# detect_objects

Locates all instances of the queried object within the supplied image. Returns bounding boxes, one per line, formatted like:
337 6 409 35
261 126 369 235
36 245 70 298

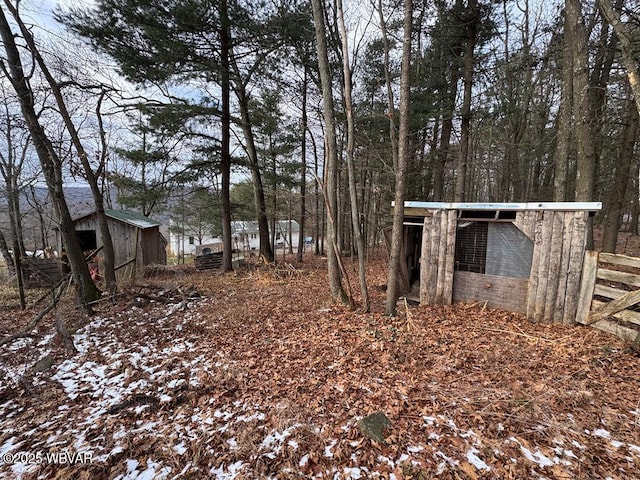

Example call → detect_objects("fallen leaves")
0 255 639 479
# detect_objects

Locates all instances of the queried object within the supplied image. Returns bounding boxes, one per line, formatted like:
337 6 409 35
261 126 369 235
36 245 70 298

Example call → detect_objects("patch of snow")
0 437 22 456
209 461 244 479
422 416 437 426
114 458 171 480
591 429 611 439
235 412 265 423
343 467 362 478
466 447 491 471
519 446 554 467
571 440 586 450
324 439 338 458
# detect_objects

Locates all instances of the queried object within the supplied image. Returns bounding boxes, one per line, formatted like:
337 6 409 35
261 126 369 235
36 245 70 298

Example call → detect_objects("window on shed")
76 230 97 251
455 221 533 279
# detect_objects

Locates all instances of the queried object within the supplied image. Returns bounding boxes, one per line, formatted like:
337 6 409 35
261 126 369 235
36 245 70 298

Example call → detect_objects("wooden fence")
576 251 640 342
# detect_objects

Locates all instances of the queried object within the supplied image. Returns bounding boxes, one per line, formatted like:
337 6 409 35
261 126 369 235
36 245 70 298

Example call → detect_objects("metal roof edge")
400 201 602 211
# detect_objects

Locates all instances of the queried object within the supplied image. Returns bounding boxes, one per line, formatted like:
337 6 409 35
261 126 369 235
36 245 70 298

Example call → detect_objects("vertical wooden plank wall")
562 211 588 324
526 210 588 324
420 209 457 305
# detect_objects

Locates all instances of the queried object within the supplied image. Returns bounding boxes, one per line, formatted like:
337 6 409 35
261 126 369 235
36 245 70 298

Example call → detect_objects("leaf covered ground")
0 255 639 479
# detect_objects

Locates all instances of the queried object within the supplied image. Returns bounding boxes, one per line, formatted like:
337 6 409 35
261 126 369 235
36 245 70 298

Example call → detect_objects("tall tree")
337 0 369 311
0 4 100 305
311 0 348 304
385 0 413 316
219 0 232 271
602 98 639 252
454 0 480 202
598 0 640 116
4 1 117 293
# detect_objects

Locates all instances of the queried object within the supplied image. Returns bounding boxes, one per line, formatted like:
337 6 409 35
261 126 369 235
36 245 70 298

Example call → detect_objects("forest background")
0 0 638 311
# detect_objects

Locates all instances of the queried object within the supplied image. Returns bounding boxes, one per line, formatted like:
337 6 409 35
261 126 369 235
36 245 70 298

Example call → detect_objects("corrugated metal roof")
105 209 161 228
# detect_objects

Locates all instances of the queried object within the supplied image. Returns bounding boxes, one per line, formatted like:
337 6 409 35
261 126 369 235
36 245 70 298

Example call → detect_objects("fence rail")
576 251 640 341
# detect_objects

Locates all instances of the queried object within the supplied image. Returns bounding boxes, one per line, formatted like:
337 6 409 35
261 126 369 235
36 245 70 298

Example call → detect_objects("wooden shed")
70 209 167 280
401 202 601 324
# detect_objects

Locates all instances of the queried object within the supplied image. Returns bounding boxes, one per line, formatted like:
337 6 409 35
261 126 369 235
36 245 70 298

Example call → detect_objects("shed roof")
403 201 602 212
74 209 161 229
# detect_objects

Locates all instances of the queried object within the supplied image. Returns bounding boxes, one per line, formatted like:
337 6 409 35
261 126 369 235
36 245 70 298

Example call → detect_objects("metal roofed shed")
69 209 167 280
400 202 602 324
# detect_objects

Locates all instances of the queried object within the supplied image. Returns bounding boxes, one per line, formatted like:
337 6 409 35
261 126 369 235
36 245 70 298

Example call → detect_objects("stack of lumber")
194 252 223 271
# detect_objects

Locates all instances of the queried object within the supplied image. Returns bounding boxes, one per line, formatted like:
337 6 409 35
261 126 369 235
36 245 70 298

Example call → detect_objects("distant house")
168 219 301 257
69 209 167 279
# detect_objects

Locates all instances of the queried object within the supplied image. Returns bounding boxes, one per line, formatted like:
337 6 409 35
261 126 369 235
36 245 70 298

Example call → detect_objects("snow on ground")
1 284 639 479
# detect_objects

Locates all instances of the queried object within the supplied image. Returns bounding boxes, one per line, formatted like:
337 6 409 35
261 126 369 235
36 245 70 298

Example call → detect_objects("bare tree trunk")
377 0 399 173
454 0 478 203
337 0 370 312
220 0 233 272
385 0 413 316
297 68 308 263
0 229 13 275
598 0 640 117
553 9 574 201
603 99 638 252
311 0 348 304
0 6 100 306
567 0 595 248
231 63 274 263
5 1 115 294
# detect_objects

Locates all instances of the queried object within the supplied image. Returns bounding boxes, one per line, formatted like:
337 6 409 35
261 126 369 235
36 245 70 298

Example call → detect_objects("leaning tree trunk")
231 64 274 263
0 229 14 275
598 0 640 117
385 0 413 316
311 0 348 304
337 0 369 311
0 7 100 306
6 1 116 294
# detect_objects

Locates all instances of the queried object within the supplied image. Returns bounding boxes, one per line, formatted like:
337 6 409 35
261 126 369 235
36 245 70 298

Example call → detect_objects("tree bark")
297 67 308 263
231 61 274 263
567 0 595 248
454 0 478 203
337 0 370 312
602 99 639 252
4 1 116 294
220 0 233 272
311 0 348 304
377 0 399 173
598 0 640 117
0 5 100 306
553 7 574 201
0 229 14 275
385 0 413 316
